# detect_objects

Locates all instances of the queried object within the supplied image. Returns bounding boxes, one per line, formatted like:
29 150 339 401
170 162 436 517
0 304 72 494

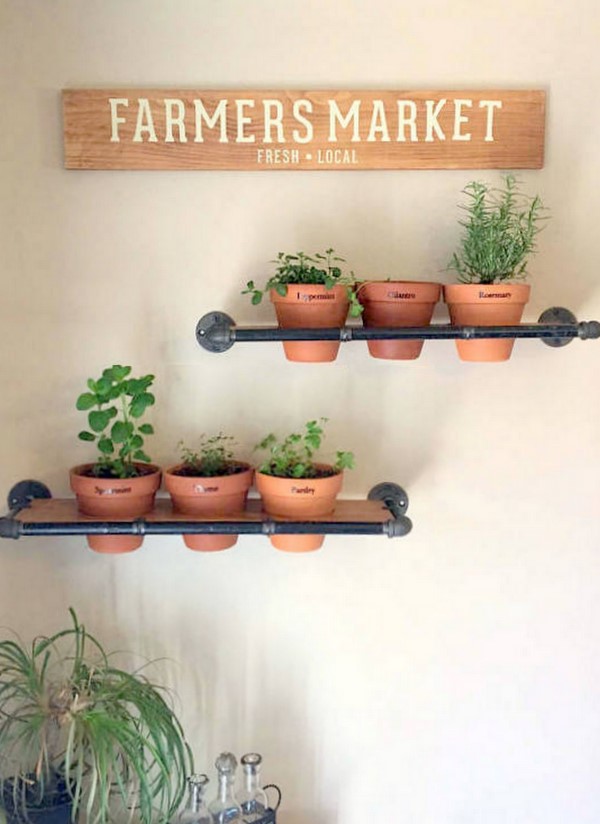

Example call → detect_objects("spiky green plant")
0 609 192 824
448 174 548 284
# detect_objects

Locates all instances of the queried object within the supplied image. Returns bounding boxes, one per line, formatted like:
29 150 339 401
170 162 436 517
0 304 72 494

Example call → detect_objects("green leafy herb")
255 418 355 478
242 248 363 317
76 365 155 479
0 608 192 824
178 433 242 476
448 174 548 284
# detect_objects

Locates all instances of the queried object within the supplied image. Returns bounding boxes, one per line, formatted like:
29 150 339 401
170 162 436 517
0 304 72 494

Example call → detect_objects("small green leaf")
76 393 96 411
133 450 151 463
130 435 143 450
138 423 154 435
88 409 111 433
275 283 287 297
111 420 130 444
111 365 131 381
78 431 95 442
98 437 114 454
95 377 112 396
251 292 262 305
129 392 154 418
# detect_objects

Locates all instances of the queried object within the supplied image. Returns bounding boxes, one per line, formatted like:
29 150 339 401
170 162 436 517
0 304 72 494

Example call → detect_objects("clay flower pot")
270 284 349 362
70 463 161 554
359 280 442 359
443 283 531 362
255 465 343 552
164 463 254 551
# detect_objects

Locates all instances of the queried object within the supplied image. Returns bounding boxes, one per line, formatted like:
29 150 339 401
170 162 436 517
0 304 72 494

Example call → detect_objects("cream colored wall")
1 0 600 821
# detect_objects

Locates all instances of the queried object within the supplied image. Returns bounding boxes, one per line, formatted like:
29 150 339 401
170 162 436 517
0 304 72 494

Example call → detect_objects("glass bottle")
175 774 211 824
208 752 243 824
239 753 269 823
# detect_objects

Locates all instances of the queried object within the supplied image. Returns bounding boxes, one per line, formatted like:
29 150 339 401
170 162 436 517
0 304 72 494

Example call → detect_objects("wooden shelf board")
16 497 392 525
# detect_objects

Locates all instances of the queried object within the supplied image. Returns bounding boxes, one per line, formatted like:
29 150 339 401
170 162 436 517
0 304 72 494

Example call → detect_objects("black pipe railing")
195 308 600 353
0 482 412 541
1 518 411 539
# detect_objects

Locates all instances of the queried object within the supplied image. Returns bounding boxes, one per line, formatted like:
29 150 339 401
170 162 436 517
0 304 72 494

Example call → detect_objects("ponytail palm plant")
0 609 192 823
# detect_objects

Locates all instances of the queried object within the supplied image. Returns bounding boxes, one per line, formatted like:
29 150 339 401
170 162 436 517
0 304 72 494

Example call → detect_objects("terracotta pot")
255 465 343 552
70 463 161 554
270 284 349 362
358 280 442 359
164 463 253 551
443 283 531 362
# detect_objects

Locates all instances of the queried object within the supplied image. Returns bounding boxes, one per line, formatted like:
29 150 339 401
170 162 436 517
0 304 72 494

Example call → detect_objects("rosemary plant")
448 174 547 284
0 609 192 824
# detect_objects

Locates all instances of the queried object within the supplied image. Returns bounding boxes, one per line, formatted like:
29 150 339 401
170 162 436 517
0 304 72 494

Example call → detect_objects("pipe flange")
538 307 577 348
7 480 52 512
195 312 235 353
368 482 409 516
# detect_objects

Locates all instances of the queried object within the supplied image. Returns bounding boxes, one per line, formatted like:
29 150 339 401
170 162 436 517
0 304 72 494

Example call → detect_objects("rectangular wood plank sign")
63 89 545 171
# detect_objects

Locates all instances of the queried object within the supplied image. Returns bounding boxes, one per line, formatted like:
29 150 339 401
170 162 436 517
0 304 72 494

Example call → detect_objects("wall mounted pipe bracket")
0 481 412 542
195 307 600 352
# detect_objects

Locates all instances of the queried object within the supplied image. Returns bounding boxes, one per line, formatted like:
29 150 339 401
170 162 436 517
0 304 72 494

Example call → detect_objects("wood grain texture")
17 497 392 524
63 89 545 170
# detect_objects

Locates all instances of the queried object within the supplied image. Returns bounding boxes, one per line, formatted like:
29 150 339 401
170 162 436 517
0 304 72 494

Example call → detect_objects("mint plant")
242 248 363 317
255 418 355 479
76 365 155 478
449 174 548 284
177 433 245 476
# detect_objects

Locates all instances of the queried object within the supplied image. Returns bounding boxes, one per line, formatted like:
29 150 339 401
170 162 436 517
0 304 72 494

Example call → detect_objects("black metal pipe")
11 520 396 538
229 322 596 343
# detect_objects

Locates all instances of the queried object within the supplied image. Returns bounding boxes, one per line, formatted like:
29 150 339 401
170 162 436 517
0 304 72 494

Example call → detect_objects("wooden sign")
63 89 545 171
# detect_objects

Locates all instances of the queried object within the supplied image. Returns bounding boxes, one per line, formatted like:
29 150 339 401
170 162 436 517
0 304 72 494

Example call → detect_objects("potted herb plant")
71 364 161 553
242 249 362 363
357 279 442 360
445 174 547 361
254 419 354 552
164 434 253 552
0 608 192 824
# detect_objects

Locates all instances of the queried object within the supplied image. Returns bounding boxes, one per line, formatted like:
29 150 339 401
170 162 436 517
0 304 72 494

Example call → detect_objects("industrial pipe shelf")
0 481 412 541
196 307 600 353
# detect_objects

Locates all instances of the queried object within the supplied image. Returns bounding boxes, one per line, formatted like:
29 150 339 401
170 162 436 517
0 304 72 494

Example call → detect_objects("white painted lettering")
164 98 187 143
132 98 157 143
479 99 502 141
328 100 361 142
236 99 256 143
367 100 391 142
425 98 447 142
292 99 313 143
396 101 418 142
109 98 128 143
453 98 472 141
263 99 285 143
194 99 228 143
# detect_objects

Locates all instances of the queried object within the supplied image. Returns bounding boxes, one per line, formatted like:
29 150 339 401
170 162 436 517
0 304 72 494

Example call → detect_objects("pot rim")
70 462 161 480
164 461 253 480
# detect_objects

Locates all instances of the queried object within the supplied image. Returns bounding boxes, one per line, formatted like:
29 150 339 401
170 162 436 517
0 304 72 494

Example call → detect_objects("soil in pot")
164 463 253 551
69 463 161 553
443 283 531 362
255 465 343 552
359 280 442 359
270 284 349 362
